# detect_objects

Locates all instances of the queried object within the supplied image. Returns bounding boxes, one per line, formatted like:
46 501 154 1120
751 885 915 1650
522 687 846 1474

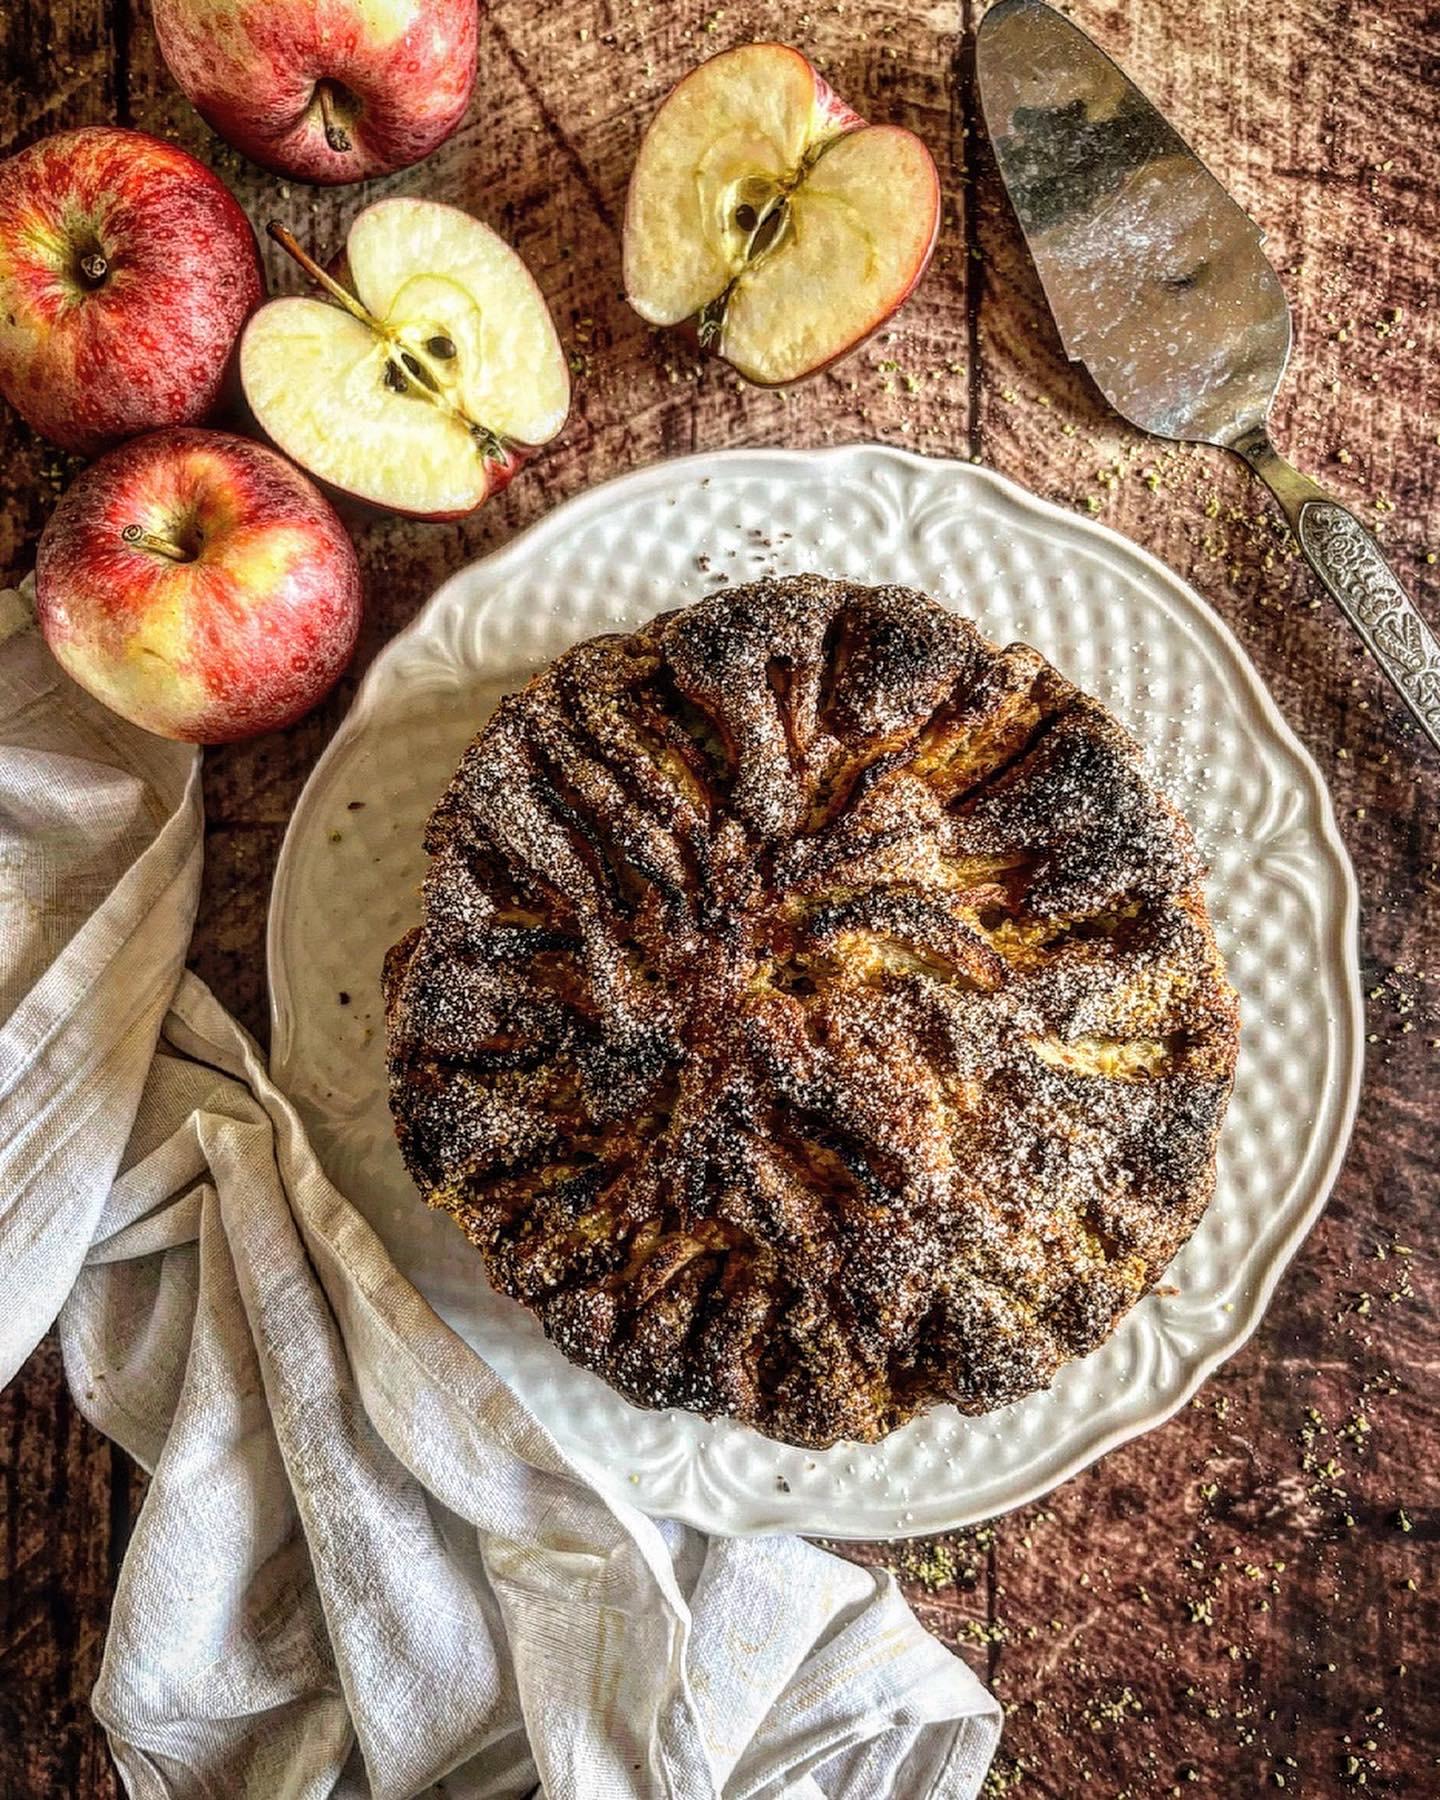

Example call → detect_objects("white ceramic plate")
269 446 1361 1539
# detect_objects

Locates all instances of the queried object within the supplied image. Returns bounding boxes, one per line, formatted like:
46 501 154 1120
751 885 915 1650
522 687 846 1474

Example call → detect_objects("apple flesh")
35 428 362 743
623 43 941 386
0 127 263 455
240 199 570 519
152 0 478 185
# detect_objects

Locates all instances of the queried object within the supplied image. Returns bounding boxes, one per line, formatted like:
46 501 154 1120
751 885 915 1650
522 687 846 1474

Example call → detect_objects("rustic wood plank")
0 1335 142 1799
2 0 1437 1794
1 12 144 1793
927 2 1440 1791
0 1 120 152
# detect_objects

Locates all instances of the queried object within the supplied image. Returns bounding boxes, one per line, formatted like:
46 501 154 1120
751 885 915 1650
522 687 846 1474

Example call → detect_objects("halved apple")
241 198 569 519
623 43 941 386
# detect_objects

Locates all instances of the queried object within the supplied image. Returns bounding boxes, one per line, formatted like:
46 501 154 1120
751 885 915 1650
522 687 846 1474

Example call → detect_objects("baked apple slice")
623 42 941 385
241 198 569 519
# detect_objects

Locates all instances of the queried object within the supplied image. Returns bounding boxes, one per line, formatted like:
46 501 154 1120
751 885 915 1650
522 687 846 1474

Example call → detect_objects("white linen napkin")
0 585 1000 1800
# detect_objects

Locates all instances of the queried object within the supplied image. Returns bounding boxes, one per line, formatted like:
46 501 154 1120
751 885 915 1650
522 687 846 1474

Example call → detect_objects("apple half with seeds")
623 42 941 386
241 198 569 519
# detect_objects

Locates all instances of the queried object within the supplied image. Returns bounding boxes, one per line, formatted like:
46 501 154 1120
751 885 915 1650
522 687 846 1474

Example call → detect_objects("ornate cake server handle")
1235 427 1440 754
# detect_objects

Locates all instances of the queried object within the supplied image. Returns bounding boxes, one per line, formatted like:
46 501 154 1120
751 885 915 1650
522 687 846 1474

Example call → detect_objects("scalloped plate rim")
267 444 1363 1539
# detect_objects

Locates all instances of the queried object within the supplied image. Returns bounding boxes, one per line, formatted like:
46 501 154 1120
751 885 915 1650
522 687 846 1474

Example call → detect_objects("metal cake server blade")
976 0 1440 753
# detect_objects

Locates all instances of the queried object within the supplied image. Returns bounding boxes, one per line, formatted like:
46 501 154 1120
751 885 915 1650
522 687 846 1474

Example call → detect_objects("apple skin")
0 128 264 456
152 0 479 185
806 62 866 137
35 428 362 744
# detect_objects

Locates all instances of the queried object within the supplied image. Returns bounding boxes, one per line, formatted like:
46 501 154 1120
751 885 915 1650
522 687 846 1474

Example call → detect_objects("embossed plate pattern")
269 447 1361 1539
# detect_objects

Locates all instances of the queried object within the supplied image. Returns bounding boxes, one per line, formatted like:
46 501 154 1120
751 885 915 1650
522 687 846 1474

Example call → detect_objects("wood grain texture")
2 0 1437 1795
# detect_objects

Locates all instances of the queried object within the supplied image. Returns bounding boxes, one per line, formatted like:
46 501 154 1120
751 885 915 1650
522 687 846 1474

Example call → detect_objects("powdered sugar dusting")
384 574 1239 1450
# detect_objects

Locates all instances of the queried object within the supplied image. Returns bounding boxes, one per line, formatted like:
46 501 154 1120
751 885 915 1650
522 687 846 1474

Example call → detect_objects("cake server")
976 0 1440 753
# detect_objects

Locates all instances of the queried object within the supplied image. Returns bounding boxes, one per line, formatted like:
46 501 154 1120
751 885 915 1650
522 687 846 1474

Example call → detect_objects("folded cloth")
0 588 1001 1800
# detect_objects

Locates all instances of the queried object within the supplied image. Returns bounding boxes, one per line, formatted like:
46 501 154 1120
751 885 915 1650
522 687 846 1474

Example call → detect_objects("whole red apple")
152 0 479 185
0 127 264 455
36 428 362 743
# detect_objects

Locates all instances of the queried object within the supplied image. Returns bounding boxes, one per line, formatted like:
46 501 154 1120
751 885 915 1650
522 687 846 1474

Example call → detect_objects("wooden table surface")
2 1 1437 1794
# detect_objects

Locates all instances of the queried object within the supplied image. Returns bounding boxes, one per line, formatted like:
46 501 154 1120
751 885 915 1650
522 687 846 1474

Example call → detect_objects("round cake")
383 574 1240 1449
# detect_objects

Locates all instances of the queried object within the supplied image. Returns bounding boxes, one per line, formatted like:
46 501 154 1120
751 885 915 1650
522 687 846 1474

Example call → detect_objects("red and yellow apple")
35 428 362 743
0 127 263 455
240 198 570 518
152 0 478 185
623 42 941 385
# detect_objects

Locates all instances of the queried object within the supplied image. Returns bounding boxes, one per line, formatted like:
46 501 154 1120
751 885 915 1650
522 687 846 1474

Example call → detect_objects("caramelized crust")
384 576 1240 1448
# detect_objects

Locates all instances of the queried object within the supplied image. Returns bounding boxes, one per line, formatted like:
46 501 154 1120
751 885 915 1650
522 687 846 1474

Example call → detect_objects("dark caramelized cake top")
384 575 1239 1449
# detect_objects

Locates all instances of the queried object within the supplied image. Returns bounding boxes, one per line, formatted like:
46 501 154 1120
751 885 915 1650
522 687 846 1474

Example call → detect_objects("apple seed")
747 202 789 259
425 336 457 359
700 188 797 346
399 350 440 394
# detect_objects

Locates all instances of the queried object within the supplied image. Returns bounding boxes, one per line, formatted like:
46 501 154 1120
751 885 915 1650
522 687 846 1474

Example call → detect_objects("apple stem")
122 524 190 563
316 83 352 155
266 222 379 330
78 252 108 286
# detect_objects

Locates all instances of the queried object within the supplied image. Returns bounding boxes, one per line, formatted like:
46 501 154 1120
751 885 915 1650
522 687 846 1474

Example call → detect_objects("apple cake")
383 574 1239 1449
